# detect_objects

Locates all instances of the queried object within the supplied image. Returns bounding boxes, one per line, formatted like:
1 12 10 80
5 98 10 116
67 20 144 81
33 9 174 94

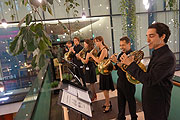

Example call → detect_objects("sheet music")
77 89 91 103
61 90 92 117
67 85 78 96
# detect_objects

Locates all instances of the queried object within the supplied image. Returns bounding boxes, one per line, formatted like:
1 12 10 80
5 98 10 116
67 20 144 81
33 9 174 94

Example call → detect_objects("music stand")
63 58 86 88
58 83 92 119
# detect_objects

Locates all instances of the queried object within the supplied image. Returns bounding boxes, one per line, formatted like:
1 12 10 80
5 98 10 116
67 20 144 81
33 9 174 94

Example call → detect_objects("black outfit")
72 44 86 87
84 50 97 83
127 45 176 120
98 48 115 91
115 50 137 120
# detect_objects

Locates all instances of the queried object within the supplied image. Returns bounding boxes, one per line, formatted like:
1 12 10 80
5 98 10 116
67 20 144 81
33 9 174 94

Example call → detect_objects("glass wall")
0 0 180 91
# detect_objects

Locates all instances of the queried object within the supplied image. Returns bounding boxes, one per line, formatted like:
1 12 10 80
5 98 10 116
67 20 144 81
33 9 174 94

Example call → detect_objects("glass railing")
14 61 62 120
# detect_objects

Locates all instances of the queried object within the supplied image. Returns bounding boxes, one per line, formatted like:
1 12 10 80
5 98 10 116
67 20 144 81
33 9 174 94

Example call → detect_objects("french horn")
77 48 87 60
64 46 74 61
97 59 114 75
121 50 146 84
97 44 149 84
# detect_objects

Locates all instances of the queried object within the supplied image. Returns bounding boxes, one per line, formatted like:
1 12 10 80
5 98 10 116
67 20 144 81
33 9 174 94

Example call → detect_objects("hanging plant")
4 0 79 69
165 0 178 28
119 0 137 49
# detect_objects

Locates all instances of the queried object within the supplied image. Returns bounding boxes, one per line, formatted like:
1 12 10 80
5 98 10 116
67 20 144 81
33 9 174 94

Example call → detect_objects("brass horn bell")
121 50 146 84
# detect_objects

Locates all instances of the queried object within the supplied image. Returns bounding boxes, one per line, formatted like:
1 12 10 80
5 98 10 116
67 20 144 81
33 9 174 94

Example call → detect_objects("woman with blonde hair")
88 36 115 113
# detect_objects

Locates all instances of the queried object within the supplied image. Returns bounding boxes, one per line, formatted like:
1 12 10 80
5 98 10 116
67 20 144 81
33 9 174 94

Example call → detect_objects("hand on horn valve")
120 53 134 66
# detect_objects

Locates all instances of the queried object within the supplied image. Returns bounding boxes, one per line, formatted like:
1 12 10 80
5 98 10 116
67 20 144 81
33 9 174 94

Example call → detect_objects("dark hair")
148 22 171 43
84 39 94 51
66 40 72 44
120 36 130 43
73 37 80 42
94 36 109 50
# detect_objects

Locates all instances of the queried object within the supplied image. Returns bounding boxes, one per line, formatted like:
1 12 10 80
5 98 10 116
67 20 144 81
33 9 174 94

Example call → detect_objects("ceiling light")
1 19 8 28
38 0 42 3
82 11 86 20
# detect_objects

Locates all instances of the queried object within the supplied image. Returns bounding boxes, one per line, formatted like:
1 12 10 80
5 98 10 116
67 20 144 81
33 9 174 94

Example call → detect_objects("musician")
88 36 115 113
120 22 176 120
76 39 97 101
111 36 138 120
64 40 72 53
70 37 86 87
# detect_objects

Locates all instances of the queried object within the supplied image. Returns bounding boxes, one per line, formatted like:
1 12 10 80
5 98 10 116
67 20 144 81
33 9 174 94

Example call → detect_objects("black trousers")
117 88 137 120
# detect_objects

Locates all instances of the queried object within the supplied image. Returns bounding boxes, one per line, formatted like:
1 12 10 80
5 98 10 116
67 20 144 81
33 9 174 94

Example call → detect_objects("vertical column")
109 0 115 53
148 0 155 55
88 0 94 38
179 0 180 63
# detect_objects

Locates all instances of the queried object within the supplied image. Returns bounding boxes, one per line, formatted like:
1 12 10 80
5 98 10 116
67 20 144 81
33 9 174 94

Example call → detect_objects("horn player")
88 36 115 113
110 36 138 120
76 39 97 102
70 37 86 87
120 23 176 120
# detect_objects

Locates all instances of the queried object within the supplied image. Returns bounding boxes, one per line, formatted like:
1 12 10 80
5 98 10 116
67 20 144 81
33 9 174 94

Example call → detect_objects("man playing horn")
120 22 176 120
111 36 138 120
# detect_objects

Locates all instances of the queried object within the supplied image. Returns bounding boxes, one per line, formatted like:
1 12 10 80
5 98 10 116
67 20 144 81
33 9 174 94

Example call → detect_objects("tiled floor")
95 90 144 120
64 77 144 120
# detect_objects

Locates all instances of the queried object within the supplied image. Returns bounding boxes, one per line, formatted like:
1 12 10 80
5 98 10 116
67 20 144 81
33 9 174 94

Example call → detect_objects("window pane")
90 0 110 16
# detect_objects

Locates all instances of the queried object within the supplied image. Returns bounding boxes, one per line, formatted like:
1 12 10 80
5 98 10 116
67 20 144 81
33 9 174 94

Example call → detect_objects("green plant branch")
5 0 80 69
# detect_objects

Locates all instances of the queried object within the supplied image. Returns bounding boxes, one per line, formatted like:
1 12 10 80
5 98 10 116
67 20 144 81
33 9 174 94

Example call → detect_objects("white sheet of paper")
77 89 91 103
67 85 77 96
61 90 92 117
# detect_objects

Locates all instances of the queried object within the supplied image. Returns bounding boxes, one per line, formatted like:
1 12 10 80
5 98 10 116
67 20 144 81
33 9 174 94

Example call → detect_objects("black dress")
84 50 97 83
98 48 115 91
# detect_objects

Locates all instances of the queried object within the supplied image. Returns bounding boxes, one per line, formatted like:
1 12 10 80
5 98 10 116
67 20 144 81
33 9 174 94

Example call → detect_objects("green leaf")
75 3 80 6
39 54 45 68
43 31 52 46
69 4 73 8
47 4 53 15
8 1 11 5
70 0 74 3
25 14 32 25
74 10 78 13
47 0 53 4
35 23 44 37
5 2 9 6
13 35 25 56
9 36 19 53
31 55 37 68
22 0 28 6
30 23 36 32
27 38 36 51
42 4 47 11
39 39 48 53
11 15 15 21
45 50 53 58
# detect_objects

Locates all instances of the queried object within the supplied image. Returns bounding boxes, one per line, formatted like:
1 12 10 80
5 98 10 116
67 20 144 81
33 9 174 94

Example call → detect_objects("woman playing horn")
76 39 97 101
88 36 115 113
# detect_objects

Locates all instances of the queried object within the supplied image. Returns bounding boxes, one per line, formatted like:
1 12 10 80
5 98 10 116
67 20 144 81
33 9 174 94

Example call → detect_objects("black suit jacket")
126 44 176 120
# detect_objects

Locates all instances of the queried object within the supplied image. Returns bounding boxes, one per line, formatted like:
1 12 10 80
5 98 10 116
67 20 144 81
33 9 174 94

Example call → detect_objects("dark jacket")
126 45 176 120
115 50 135 93
72 44 83 67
